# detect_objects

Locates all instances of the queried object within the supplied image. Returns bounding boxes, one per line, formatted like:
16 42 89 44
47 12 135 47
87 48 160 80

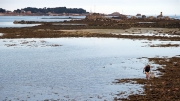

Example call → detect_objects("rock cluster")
13 20 39 24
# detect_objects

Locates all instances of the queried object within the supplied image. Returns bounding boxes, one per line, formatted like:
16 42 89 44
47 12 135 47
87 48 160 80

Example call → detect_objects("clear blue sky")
0 0 180 15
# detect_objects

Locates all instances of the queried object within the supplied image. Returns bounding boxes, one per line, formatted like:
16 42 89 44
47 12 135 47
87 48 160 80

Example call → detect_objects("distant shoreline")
0 13 88 16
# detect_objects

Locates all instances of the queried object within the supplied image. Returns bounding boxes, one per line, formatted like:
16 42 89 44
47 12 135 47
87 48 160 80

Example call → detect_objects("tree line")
0 8 6 13
10 7 87 14
0 7 87 14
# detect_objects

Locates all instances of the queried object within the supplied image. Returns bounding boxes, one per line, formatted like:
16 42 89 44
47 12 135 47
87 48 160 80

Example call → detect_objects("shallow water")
0 22 41 28
120 32 180 37
0 16 85 28
0 38 180 101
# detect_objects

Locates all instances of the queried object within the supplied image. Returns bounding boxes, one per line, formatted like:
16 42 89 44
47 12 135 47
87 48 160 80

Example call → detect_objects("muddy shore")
0 18 180 100
0 26 180 41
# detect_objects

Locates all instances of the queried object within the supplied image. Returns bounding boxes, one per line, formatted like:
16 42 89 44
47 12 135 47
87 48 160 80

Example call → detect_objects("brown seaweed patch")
115 57 180 101
3 40 62 48
46 44 62 47
5 44 17 47
114 78 146 84
149 44 180 47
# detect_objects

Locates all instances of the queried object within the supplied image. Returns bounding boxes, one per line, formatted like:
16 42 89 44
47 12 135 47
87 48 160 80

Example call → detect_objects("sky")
0 0 180 15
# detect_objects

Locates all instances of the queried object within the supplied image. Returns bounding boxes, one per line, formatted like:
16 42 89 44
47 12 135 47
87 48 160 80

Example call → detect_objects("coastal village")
86 12 175 20
0 10 175 21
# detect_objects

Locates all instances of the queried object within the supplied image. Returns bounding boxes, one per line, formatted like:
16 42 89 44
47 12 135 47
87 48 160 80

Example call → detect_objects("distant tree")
13 7 87 14
0 8 6 13
22 7 39 13
14 9 21 13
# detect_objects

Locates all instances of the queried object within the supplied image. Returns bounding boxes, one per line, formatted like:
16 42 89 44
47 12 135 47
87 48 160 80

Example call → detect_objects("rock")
173 62 178 66
150 72 155 79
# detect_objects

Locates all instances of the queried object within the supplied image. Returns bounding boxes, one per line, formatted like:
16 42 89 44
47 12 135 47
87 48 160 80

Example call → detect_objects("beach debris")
149 72 155 79
173 62 178 66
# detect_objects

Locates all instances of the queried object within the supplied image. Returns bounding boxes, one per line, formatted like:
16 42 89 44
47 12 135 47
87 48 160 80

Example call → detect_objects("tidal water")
0 15 179 28
0 16 85 28
0 38 180 101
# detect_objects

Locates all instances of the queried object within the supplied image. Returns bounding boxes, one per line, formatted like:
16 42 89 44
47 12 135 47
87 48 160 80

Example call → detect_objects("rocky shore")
114 57 180 101
12 14 180 28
